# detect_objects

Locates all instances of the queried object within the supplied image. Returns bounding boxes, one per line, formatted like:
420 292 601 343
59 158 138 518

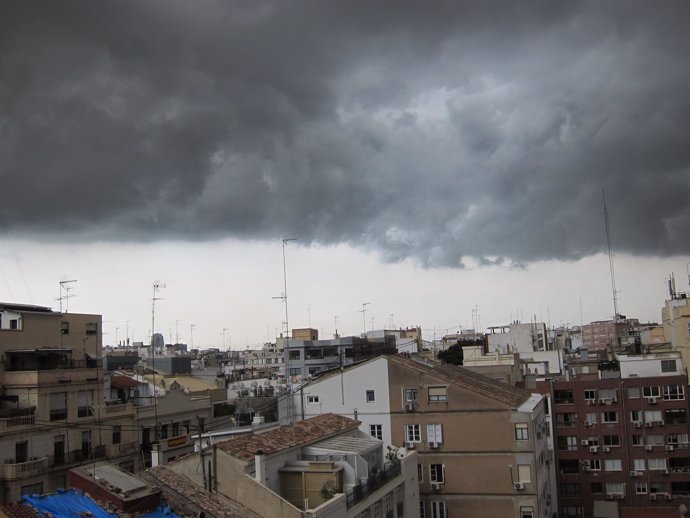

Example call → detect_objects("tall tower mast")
603 191 619 321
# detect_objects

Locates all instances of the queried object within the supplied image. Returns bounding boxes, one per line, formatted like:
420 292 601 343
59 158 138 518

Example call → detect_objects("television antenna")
58 279 77 313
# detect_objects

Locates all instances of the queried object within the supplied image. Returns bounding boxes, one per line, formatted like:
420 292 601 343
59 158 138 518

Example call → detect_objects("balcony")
0 414 36 433
345 463 402 509
105 440 138 458
104 402 134 416
1 457 50 480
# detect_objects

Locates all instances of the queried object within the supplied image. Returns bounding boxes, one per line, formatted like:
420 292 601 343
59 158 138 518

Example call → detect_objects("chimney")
255 451 266 484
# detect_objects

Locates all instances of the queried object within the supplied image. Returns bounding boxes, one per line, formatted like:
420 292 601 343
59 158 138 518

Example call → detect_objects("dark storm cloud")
1 0 689 265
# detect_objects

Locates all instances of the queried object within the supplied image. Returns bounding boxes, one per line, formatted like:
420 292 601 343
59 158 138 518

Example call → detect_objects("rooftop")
217 413 360 461
389 354 534 408
144 467 260 518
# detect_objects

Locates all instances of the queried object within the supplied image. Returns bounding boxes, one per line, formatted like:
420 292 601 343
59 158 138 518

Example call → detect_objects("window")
517 464 532 483
588 459 601 471
646 435 664 446
584 389 596 402
603 435 621 447
667 433 688 445
160 424 168 439
591 482 603 494
557 436 578 451
601 411 618 423
665 408 687 424
418 463 424 483
562 506 583 517
515 423 529 440
308 367 321 375
366 390 375 402
112 425 121 445
427 424 443 444
405 388 419 402
405 424 421 443
556 413 577 427
289 350 300 360
632 434 643 446
559 460 580 474
604 459 622 471
307 395 320 404
635 482 648 494
85 322 98 335
661 359 677 372
428 387 447 402
606 482 624 495
560 483 580 497
49 392 67 421
60 321 69 335
628 387 640 399
634 459 646 471
650 482 668 494
645 410 663 423
643 386 661 398
585 412 597 424
649 458 667 470
631 410 642 423
289 368 301 376
419 502 426 518
431 501 446 518
370 424 382 440
586 436 599 446
554 389 574 404
664 385 685 400
520 507 534 518
429 464 444 483
172 422 179 437
20 483 43 497
599 388 616 400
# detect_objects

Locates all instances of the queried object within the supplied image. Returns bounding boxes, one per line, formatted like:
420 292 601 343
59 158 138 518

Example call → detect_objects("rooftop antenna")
280 237 296 423
334 315 339 339
190 323 196 349
58 279 77 313
603 191 619 321
151 280 164 444
360 302 371 334
306 304 312 328
222 327 230 350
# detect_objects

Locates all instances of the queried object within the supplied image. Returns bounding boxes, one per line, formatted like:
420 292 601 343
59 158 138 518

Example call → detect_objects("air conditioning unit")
582 465 591 472
630 470 639 477
405 442 415 449
584 421 592 427
602 446 610 453
666 445 674 451
657 420 665 426
612 397 618 403
649 493 658 501
581 439 590 446
645 422 653 428
586 399 595 405
633 421 642 428
590 446 598 453
431 482 442 491
598 398 606 404
665 493 672 501
662 468 670 475
429 441 439 449
645 445 653 451
405 403 415 412
648 397 658 404
514 482 525 490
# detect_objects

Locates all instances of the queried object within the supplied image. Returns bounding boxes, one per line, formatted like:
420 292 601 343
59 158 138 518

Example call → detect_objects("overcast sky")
1 1 689 347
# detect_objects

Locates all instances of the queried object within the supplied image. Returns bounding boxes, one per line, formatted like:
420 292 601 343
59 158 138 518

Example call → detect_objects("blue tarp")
22 489 180 518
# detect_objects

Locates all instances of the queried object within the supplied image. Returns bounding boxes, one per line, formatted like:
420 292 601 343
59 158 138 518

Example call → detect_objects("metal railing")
345 463 401 509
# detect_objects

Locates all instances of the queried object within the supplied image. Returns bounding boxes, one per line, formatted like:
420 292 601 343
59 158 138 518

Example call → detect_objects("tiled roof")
111 373 141 389
143 467 260 518
388 355 533 408
0 503 40 518
217 413 361 461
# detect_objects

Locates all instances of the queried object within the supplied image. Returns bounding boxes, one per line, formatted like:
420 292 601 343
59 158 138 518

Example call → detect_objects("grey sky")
2 1 689 269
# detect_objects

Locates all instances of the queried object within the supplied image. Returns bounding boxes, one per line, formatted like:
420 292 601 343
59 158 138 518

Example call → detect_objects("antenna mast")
603 191 619 321
58 279 77 313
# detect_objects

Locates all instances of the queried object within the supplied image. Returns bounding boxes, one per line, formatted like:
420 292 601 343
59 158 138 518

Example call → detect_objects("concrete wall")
290 357 392 446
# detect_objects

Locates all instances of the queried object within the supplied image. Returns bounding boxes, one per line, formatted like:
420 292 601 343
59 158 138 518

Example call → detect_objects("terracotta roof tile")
0 503 40 518
217 413 360 460
143 467 260 518
388 355 533 408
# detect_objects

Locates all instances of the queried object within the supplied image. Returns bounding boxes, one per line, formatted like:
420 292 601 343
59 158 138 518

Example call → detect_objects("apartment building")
550 351 690 517
662 287 690 382
158 413 419 518
288 355 553 518
581 319 639 352
0 303 137 502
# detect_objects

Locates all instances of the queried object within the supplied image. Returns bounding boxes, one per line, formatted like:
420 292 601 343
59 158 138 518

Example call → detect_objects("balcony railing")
345 463 402 509
0 415 36 433
1 457 50 480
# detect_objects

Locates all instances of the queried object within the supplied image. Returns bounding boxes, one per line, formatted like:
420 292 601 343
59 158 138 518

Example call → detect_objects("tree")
438 343 464 365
